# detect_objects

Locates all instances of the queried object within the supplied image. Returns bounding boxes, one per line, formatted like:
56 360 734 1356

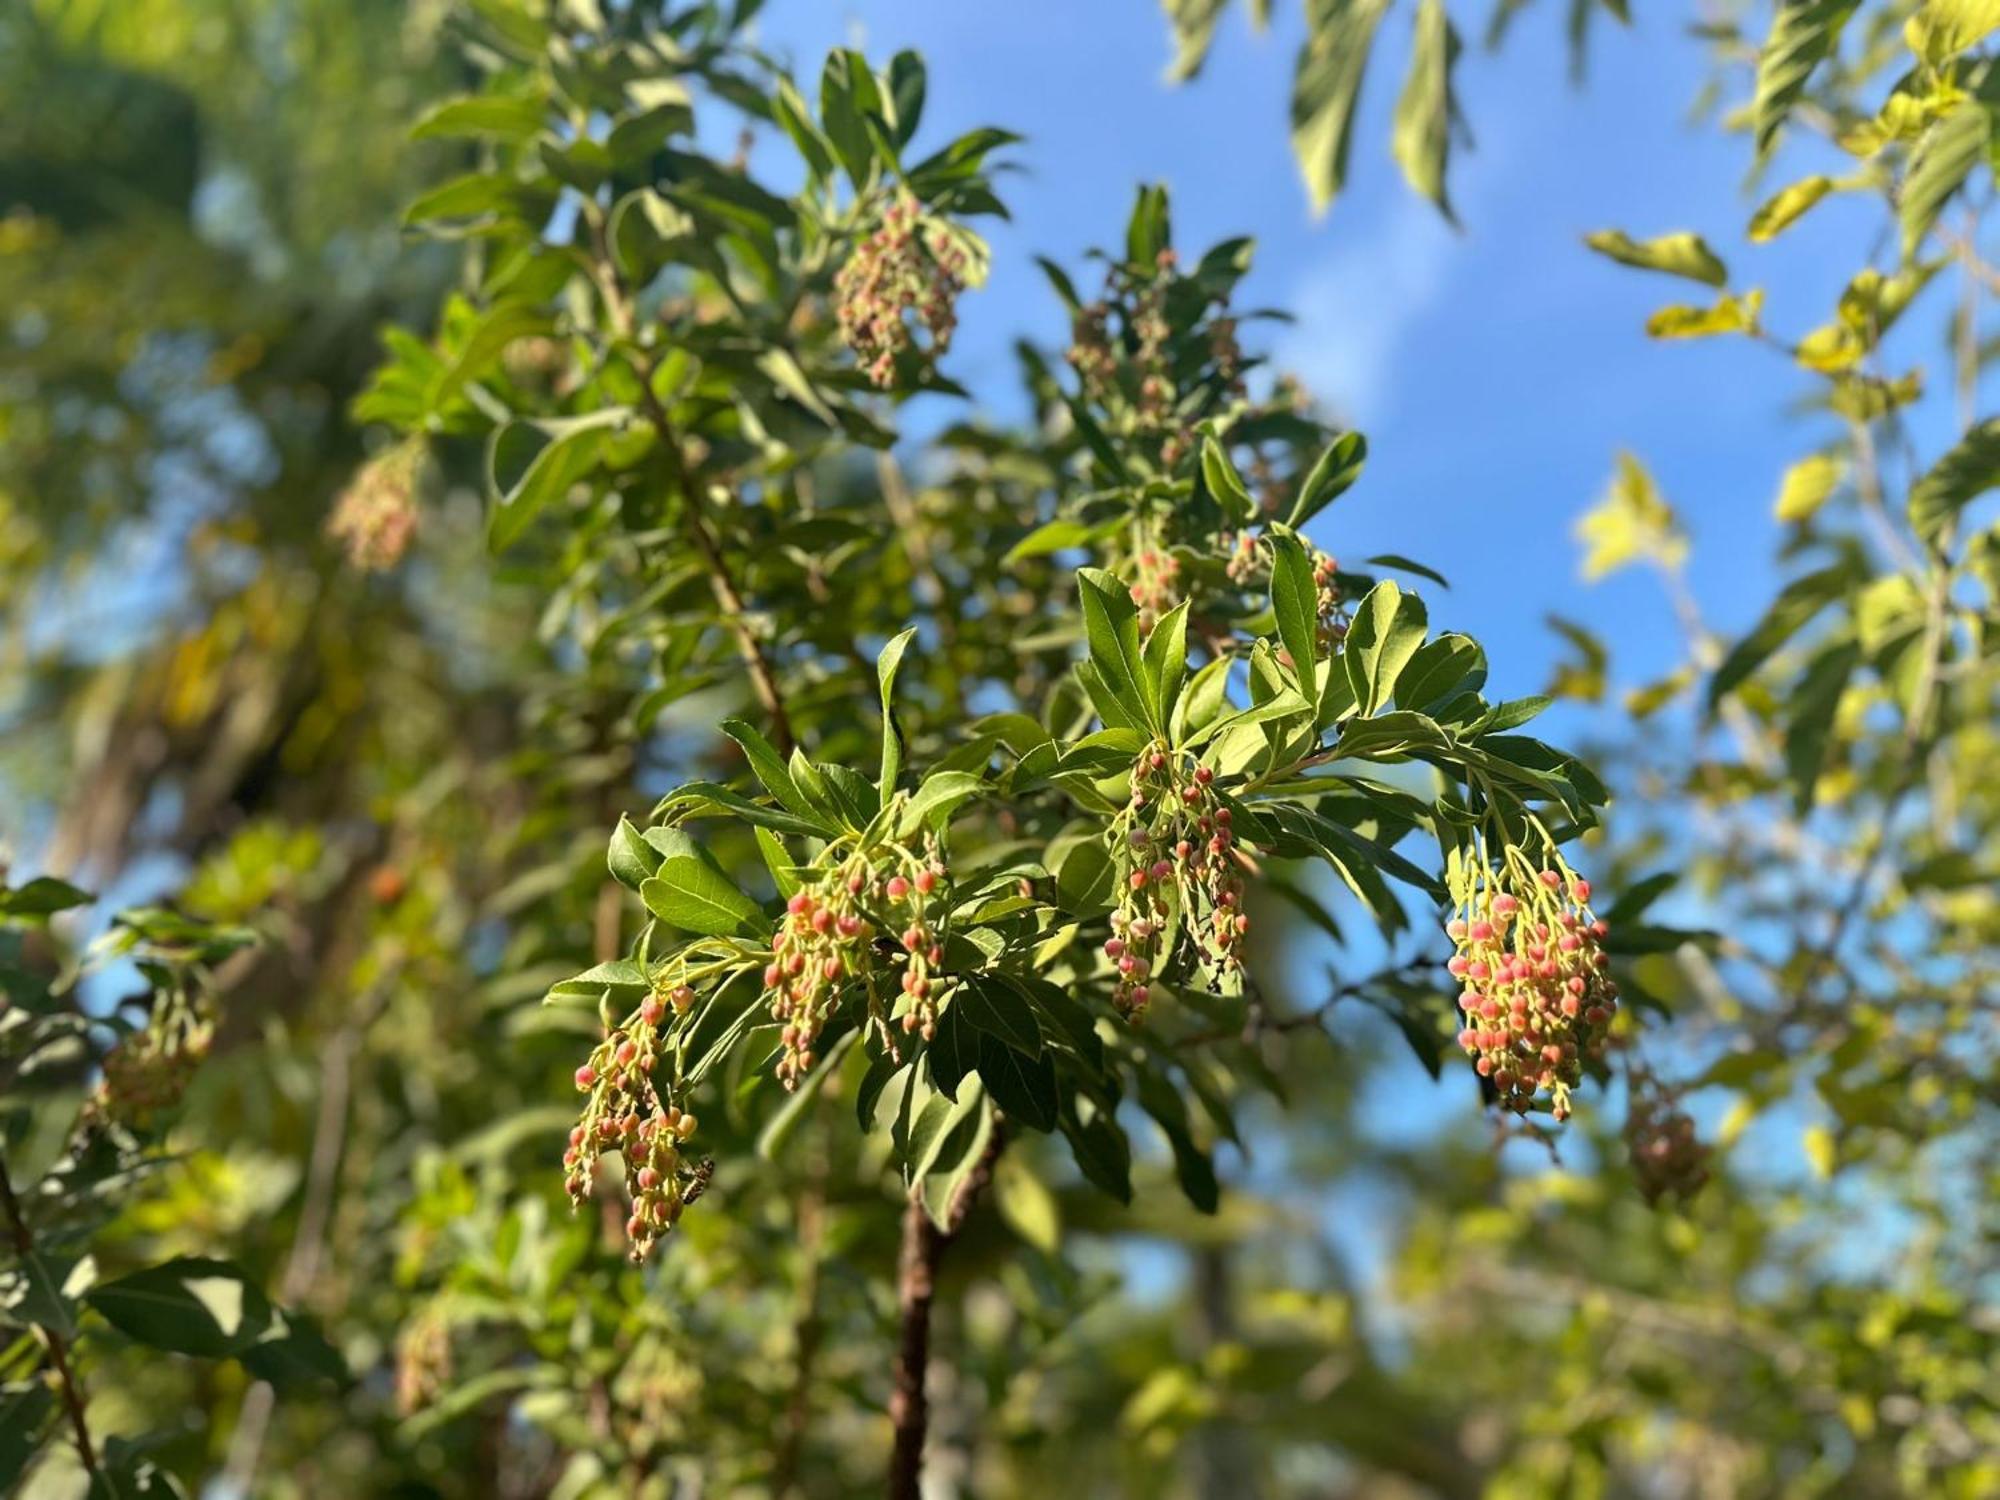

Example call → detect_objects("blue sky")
750 0 1881 708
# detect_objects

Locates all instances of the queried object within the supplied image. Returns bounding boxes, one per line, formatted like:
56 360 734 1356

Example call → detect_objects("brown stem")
886 1125 1005 1500
0 1155 101 1478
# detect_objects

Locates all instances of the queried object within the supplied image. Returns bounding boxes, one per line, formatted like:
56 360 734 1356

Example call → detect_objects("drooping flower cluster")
764 846 950 1085
834 192 967 387
1624 1080 1711 1204
326 442 421 572
1127 542 1182 631
1105 748 1250 1019
1448 854 1617 1121
82 990 215 1136
394 1307 452 1418
563 976 707 1261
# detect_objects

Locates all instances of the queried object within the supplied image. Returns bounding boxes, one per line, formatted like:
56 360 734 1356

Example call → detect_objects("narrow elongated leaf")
86 1259 272 1358
1908 415 2000 545
486 410 631 552
1076 568 1153 730
1390 0 1462 219
1785 639 1860 813
1291 0 1392 215
877 628 918 796
1709 560 1857 706
1901 102 1991 257
1141 601 1191 728
1269 531 1322 692
1290 430 1367 526
719 719 827 828
1752 0 1859 154
1343 580 1428 715
1583 229 1728 287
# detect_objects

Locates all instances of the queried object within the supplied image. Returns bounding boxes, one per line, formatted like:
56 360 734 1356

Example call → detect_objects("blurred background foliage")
0 1 1994 1498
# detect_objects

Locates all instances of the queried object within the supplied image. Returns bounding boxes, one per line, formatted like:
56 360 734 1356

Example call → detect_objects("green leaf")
1901 102 1991 257
1076 568 1154 731
547 960 650 1003
657 781 837 838
1141 601 1192 730
1908 415 2000 545
1752 0 1858 155
1390 0 1462 219
1125 183 1172 267
640 858 767 938
238 1312 345 1388
719 719 829 830
85 1258 272 1358
485 410 631 552
607 816 662 893
0 877 93 918
886 50 927 148
877 627 917 797
0 1381 54 1489
1290 430 1367 526
897 770 987 835
1709 560 1857 707
1269 531 1322 693
1136 1069 1220 1214
1583 229 1728 287
1060 1105 1132 1202
1004 516 1117 563
820 48 884 189
1343 580 1428 716
1395 633 1485 711
1365 552 1448 588
975 1031 1058 1131
1291 0 1392 215
1785 639 1859 814
1748 174 1836 241
410 94 547 143
954 973 1043 1055
1200 435 1257 524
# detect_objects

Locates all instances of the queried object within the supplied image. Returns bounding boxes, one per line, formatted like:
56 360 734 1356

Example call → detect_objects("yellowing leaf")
1625 668 1693 719
1646 289 1762 339
1906 0 2000 60
1803 1122 1837 1179
1749 175 1835 240
1838 263 1939 340
1584 229 1728 286
1794 322 1864 373
1775 453 1844 521
1576 452 1687 580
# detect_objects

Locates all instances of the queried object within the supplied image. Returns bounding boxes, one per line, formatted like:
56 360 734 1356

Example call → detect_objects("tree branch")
886 1124 1005 1500
0 1155 101 1479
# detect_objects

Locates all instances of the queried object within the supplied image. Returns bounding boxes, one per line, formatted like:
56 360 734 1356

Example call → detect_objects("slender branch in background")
0 1155 101 1479
1174 953 1445 1050
887 1124 1005 1500
218 975 392 1496
585 204 796 753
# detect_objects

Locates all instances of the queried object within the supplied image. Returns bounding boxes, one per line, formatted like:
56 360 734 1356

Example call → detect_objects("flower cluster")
1064 248 1247 471
1222 532 1343 643
82 992 214 1137
763 847 950 1086
834 192 966 388
563 980 707 1261
1624 1081 1711 1204
1105 748 1250 1019
327 442 420 572
1448 855 1617 1121
394 1308 451 1418
1127 542 1182 631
